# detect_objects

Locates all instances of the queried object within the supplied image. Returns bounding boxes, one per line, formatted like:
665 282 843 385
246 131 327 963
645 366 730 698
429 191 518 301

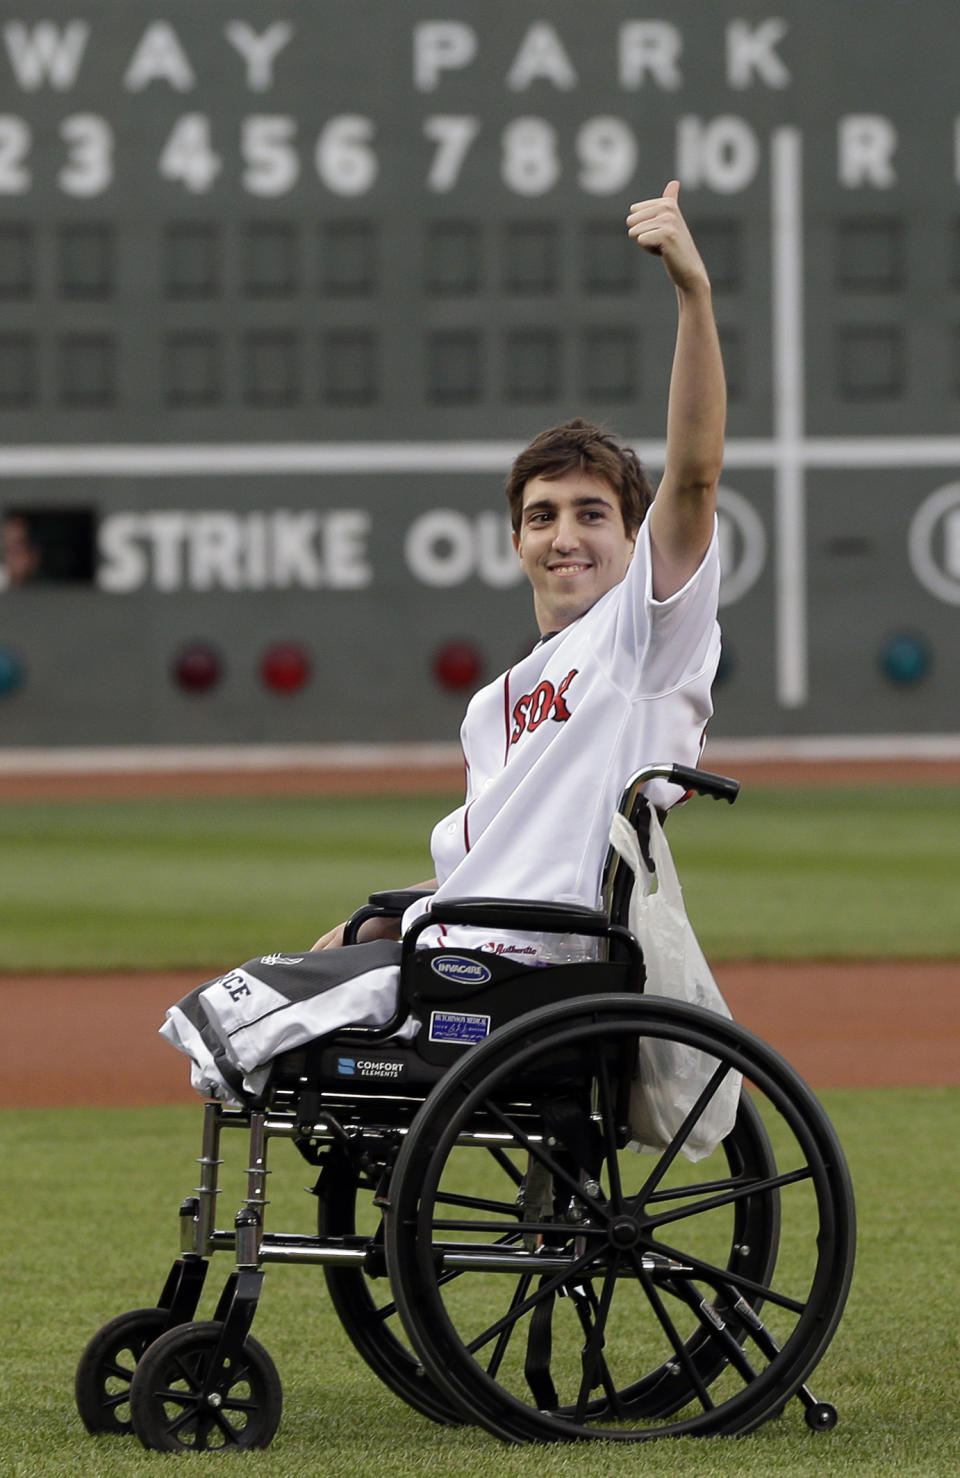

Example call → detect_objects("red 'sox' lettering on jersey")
509 669 578 746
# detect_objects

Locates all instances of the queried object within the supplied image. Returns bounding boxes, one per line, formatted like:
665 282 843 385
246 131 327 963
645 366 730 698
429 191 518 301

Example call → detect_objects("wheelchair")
75 763 856 1451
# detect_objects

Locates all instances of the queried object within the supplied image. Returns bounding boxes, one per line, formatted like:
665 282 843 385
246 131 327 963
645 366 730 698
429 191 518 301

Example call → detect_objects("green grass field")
2 780 958 1474
2 783 960 969
2 1090 957 1478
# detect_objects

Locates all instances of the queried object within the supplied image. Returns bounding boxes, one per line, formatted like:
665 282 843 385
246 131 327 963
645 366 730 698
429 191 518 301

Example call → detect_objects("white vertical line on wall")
771 126 808 708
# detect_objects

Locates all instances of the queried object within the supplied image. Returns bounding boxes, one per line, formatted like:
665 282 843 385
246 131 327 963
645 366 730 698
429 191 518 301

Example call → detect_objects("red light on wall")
260 641 311 694
433 640 482 692
172 641 222 693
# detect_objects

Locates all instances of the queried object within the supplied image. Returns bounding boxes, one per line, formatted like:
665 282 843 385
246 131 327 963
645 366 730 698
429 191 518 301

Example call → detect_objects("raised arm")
626 181 726 600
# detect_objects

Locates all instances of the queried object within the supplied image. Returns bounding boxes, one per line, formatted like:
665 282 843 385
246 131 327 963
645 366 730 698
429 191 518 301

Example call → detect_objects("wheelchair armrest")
367 889 436 912
409 896 610 937
403 899 643 974
343 889 436 946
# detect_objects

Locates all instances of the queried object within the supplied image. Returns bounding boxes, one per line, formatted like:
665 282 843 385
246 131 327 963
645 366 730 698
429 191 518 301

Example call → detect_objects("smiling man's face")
513 470 637 635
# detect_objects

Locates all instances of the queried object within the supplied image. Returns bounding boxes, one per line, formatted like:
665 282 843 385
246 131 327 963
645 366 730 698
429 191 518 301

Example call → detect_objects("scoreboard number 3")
0 110 640 199
1 110 113 197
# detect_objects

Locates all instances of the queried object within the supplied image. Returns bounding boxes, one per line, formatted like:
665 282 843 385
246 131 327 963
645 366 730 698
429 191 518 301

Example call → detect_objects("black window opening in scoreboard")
0 506 96 588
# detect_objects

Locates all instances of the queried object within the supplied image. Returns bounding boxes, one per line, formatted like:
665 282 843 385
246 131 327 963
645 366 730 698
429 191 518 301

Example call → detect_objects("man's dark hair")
505 418 654 537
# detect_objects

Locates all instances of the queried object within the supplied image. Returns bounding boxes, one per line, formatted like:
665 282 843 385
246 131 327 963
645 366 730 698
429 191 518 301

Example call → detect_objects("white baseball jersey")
161 519 722 1101
404 517 722 957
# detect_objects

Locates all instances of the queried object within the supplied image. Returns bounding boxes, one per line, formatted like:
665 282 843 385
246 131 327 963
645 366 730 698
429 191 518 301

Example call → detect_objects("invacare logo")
431 955 493 985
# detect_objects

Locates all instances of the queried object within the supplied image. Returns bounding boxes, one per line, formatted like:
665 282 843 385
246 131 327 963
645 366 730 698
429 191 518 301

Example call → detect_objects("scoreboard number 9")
0 110 643 199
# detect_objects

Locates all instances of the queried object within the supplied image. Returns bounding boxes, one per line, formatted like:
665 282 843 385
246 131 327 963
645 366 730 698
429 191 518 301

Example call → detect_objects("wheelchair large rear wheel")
601 1086 781 1421
385 994 855 1443
316 1145 463 1425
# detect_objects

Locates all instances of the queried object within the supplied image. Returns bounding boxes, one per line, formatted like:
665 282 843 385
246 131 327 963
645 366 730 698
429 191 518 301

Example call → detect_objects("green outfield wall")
1 1 958 744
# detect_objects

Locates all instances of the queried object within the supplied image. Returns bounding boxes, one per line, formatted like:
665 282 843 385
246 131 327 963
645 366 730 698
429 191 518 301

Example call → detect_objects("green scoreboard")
1 0 959 746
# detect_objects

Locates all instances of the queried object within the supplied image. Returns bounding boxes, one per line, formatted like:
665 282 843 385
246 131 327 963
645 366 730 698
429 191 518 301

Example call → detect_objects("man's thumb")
662 179 680 201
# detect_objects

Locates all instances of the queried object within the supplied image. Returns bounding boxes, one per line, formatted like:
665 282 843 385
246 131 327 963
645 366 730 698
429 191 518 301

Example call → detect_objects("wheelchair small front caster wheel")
75 1307 170 1435
129 1320 282 1451
804 1400 838 1431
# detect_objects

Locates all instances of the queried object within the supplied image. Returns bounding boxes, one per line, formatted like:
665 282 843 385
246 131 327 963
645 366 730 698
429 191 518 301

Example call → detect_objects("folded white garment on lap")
159 941 406 1103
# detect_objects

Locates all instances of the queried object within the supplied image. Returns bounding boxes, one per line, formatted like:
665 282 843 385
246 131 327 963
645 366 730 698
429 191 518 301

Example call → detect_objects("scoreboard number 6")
0 109 641 199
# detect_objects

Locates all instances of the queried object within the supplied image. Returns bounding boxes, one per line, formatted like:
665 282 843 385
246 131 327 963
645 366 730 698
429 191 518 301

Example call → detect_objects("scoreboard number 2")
0 109 643 199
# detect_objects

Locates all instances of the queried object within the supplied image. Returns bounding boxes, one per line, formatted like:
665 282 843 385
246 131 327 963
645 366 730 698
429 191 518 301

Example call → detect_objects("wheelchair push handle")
621 762 740 808
669 763 740 803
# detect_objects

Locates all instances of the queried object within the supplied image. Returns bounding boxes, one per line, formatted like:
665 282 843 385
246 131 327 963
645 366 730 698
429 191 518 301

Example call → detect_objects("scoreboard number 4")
0 110 643 199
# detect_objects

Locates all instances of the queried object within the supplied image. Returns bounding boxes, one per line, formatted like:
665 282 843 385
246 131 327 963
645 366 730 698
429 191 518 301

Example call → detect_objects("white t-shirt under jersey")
403 517 721 957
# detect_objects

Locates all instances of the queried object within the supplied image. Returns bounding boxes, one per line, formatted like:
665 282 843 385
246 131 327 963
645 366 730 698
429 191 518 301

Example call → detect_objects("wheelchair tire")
385 993 855 1443
75 1307 169 1435
599 1087 782 1421
128 1320 282 1451
316 1145 464 1426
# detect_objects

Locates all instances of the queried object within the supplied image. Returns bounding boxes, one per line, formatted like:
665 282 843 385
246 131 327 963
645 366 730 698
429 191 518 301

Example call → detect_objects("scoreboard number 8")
0 110 642 199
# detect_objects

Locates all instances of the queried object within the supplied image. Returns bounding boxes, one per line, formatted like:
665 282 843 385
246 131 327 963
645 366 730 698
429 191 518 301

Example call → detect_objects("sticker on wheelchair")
429 955 493 985
329 1052 409 1081
429 1010 491 1046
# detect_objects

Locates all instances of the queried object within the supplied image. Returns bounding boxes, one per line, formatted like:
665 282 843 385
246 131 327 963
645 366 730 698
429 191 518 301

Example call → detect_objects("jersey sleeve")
607 517 720 698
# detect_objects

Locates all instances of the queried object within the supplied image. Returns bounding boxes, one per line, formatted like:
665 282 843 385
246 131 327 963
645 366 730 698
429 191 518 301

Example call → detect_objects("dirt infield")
3 755 960 803
2 753 957 1106
1 959 957 1107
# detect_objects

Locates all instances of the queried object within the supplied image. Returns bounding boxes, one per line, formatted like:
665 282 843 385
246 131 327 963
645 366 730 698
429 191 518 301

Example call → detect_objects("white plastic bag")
609 806 741 1162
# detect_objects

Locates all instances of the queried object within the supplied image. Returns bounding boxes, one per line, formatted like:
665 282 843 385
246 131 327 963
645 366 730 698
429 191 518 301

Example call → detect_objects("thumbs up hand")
626 180 708 291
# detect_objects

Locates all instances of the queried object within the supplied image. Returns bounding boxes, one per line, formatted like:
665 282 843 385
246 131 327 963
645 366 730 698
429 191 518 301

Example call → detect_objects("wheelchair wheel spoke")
155 1384 194 1408
485 1273 534 1378
164 1400 213 1444
591 1049 625 1207
464 1246 598 1358
649 1238 806 1317
572 1260 621 1422
647 1169 771 1203
567 1280 628 1420
478 1098 607 1219
632 1261 716 1413
209 1411 242 1446
166 1351 201 1394
100 1390 132 1413
633 1061 734 1205
643 1164 812 1232
486 1144 525 1187
221 1398 258 1416
434 1190 522 1217
101 1355 136 1383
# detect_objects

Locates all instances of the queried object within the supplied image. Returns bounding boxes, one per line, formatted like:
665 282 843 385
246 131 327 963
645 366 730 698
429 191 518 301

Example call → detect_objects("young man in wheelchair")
161 181 726 1101
84 187 857 1457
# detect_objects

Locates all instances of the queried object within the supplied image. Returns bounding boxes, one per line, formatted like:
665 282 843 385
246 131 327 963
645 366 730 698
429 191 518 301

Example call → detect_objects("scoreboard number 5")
0 109 640 199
